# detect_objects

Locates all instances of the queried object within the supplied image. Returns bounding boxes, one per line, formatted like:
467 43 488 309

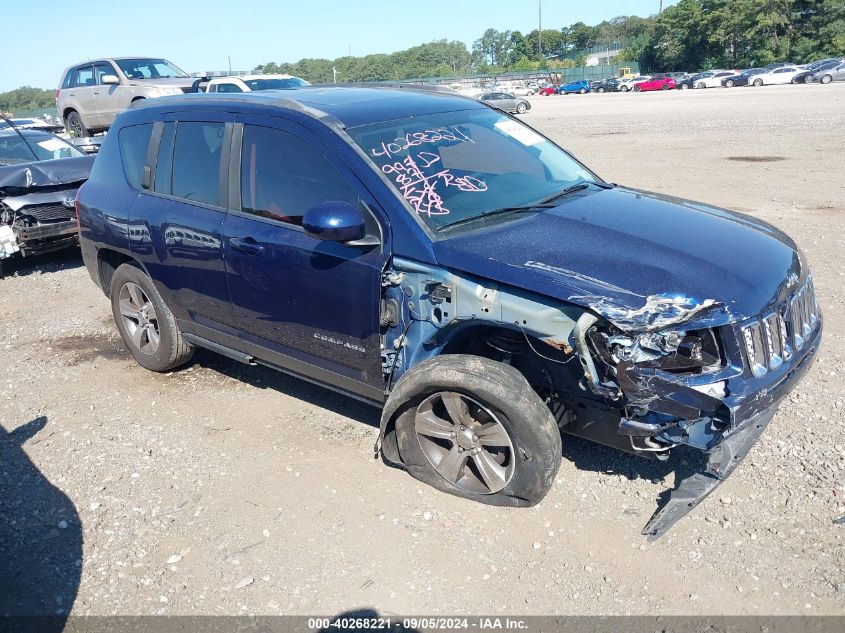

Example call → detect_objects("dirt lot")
1 83 844 617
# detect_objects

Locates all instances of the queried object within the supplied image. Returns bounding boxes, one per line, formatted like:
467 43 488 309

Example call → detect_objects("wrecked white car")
0 127 94 274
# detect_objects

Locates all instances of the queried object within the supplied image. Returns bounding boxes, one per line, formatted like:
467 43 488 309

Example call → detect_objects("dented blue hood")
431 186 802 331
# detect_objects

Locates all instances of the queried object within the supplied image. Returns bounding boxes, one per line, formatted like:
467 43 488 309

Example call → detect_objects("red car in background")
634 76 677 92
538 85 558 95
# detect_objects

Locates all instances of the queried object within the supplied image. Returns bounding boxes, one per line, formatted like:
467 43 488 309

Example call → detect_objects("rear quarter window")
118 123 154 189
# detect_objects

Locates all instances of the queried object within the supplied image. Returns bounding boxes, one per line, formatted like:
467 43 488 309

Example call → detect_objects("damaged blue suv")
77 86 822 539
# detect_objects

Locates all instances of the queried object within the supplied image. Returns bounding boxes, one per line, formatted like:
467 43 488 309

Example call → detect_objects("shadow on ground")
188 347 381 429
0 416 81 630
0 247 83 279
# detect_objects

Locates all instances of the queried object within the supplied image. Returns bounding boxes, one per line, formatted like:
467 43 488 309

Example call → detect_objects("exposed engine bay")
377 257 822 539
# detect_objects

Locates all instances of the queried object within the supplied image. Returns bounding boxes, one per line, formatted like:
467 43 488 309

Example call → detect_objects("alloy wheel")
118 282 160 355
414 392 515 494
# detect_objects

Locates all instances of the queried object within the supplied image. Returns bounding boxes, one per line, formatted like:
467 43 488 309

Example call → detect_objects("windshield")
244 77 311 90
347 108 597 233
0 131 83 165
116 58 188 79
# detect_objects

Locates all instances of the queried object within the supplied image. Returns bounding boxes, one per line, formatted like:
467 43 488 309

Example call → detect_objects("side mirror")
302 201 378 246
101 74 120 85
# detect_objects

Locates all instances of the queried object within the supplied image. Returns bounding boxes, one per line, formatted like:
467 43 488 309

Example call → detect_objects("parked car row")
536 58 845 96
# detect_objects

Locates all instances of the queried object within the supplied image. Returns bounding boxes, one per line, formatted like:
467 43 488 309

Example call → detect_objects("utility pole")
659 0 663 13
538 0 543 62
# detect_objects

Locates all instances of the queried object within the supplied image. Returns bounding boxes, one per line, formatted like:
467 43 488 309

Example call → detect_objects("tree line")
622 0 845 71
257 1 845 82
0 87 56 115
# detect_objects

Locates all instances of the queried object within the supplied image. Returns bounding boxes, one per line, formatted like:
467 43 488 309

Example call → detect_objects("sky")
0 0 678 92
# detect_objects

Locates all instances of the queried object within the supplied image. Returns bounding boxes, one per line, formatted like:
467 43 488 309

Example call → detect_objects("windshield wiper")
438 181 614 233
439 204 548 232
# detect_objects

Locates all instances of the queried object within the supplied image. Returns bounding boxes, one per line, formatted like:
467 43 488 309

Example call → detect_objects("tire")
516 102 527 114
726 80 734 88
662 84 669 90
696 82 706 89
64 111 90 138
634 85 641 92
386 354 562 507
753 79 763 87
821 74 832 84
598 87 605 93
110 263 193 372
579 88 586 94
680 83 689 90
621 85 629 92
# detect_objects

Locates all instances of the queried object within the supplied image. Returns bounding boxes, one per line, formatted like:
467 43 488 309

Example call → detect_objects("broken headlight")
607 328 722 374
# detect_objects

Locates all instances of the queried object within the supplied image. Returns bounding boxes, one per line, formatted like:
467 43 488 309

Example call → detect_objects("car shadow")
0 247 83 279
183 350 703 518
0 416 82 629
188 348 381 429
561 433 707 520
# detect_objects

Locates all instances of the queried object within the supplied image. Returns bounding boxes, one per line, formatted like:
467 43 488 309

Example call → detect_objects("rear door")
129 114 236 328
221 116 389 398
66 64 100 128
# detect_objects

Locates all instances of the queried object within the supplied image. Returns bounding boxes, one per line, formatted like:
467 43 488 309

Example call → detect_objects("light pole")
538 0 543 62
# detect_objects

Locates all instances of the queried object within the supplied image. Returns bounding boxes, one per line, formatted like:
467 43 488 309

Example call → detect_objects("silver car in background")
808 61 845 84
56 58 195 137
478 92 531 114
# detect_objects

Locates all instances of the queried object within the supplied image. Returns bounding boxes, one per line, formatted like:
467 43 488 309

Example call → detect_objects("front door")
222 118 389 395
67 64 101 129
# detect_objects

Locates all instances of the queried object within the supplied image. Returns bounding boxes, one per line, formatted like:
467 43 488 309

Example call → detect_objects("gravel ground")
1 82 843 617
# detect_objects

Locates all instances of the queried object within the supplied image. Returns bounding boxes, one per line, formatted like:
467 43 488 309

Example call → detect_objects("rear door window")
169 122 225 206
72 65 95 88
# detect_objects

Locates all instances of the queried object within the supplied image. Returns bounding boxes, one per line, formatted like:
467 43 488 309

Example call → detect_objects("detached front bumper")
642 320 822 540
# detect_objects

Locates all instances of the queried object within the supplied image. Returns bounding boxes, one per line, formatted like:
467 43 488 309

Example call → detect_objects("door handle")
230 236 264 255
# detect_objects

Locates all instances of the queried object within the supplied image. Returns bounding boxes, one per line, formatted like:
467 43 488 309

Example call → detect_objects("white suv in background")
56 58 195 137
205 74 310 93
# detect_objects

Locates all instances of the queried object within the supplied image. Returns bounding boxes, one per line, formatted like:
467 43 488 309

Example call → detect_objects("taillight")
55 89 60 105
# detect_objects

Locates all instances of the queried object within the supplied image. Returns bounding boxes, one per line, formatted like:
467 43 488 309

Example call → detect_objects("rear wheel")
753 78 763 87
696 82 706 89
634 85 641 92
726 80 735 87
621 85 629 92
579 88 586 94
662 84 669 90
64 111 89 138
110 263 193 372
389 355 562 507
680 83 689 90
516 102 527 114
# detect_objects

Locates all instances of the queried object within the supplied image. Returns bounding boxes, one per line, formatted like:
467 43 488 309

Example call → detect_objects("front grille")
741 277 819 377
18 203 75 223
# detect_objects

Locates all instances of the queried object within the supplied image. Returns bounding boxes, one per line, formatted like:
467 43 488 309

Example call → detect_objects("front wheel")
388 355 562 507
516 102 527 114
634 85 641 92
621 85 629 92
110 263 194 372
821 74 832 84
753 79 763 87
726 80 735 88
680 83 689 90
696 82 706 89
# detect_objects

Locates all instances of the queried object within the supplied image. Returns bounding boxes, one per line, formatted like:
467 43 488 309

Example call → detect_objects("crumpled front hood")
432 186 802 331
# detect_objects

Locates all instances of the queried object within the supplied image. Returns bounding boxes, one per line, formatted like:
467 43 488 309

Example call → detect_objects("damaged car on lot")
0 124 95 275
76 87 822 539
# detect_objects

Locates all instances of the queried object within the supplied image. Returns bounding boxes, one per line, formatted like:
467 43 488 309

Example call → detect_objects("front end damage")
378 258 822 539
0 155 94 267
